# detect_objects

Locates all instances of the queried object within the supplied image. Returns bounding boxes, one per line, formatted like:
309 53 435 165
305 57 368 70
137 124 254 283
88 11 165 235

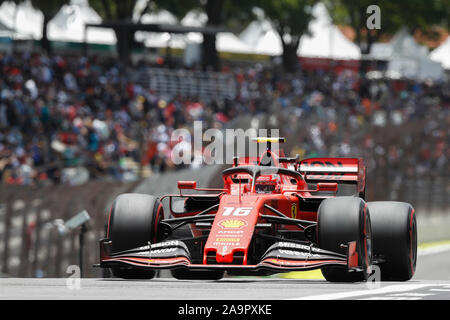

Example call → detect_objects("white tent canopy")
48 0 116 45
133 8 186 49
216 32 254 54
0 20 13 37
239 2 360 59
133 0 178 24
139 8 253 54
0 0 43 40
297 3 361 60
180 9 253 54
181 9 207 27
370 28 444 79
239 19 282 56
429 36 450 70
180 8 205 44
369 29 426 61
0 0 116 44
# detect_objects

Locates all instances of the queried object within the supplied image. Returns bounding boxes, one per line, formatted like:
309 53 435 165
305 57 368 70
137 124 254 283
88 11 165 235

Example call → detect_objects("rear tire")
107 193 163 279
318 197 372 282
171 268 224 280
368 201 417 281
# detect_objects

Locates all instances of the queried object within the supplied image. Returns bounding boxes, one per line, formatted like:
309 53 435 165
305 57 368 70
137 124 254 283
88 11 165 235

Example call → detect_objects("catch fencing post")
65 210 90 278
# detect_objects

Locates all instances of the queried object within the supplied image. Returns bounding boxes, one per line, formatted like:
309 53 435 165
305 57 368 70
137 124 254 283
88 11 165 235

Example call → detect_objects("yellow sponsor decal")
291 203 297 219
215 238 240 242
219 219 246 229
253 137 286 143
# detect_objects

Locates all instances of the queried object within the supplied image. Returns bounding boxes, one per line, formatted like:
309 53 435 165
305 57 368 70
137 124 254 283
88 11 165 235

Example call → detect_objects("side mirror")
317 183 338 192
177 181 197 190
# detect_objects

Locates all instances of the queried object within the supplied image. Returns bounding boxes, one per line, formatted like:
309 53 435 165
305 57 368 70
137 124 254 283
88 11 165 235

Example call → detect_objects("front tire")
318 197 372 282
107 193 163 279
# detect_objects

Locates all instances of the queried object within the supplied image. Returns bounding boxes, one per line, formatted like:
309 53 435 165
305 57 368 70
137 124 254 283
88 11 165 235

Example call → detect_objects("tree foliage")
29 0 70 54
30 0 69 18
257 0 317 72
0 0 21 5
89 0 136 21
88 0 141 62
325 0 450 54
152 0 199 21
12 0 450 67
87 0 255 68
322 0 450 74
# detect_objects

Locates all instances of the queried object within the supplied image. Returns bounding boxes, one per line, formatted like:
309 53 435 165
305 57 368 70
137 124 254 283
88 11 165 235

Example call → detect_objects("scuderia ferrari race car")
98 137 417 282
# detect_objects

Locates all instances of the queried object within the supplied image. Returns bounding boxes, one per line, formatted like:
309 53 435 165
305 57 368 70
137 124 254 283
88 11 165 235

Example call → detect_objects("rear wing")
298 158 366 197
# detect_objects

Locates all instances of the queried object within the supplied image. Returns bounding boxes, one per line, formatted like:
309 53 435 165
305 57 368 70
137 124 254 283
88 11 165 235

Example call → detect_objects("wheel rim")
362 206 372 277
410 214 417 274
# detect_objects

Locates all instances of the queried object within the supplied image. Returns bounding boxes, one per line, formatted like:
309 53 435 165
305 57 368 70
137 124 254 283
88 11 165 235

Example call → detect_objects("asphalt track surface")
1 243 450 300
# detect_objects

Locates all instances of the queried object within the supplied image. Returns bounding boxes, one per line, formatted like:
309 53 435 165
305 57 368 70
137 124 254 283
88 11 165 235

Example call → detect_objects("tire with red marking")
107 193 163 279
318 196 372 282
367 201 417 281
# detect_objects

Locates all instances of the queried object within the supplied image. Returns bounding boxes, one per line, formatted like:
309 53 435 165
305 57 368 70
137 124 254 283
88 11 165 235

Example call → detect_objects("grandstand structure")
135 67 237 101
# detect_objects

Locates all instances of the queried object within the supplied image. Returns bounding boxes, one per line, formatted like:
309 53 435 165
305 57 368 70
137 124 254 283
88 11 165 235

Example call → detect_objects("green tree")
90 0 136 21
0 0 22 7
90 0 257 69
151 0 200 67
89 0 137 62
90 0 200 63
154 0 257 71
151 0 198 21
201 0 224 71
325 0 450 72
30 0 70 54
258 0 317 72
153 0 228 71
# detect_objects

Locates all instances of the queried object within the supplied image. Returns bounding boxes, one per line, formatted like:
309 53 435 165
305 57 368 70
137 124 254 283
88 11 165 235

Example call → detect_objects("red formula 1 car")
98 137 417 282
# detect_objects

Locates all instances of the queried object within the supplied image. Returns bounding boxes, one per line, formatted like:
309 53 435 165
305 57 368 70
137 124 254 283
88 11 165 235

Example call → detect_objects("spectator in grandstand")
0 50 448 187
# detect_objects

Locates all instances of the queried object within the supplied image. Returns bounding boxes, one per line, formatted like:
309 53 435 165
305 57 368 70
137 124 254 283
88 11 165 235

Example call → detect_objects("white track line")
359 297 422 300
293 241 450 300
418 243 450 256
292 283 434 300
430 289 450 292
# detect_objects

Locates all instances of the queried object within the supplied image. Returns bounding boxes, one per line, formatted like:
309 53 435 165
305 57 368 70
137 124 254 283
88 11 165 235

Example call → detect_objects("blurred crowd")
0 51 237 185
241 67 449 178
0 51 448 186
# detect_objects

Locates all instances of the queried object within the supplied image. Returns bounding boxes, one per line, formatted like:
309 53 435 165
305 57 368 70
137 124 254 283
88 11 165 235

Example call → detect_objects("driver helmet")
255 175 279 193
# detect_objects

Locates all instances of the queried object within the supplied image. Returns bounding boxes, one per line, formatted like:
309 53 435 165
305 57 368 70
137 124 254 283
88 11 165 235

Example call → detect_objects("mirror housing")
177 181 197 190
317 182 338 192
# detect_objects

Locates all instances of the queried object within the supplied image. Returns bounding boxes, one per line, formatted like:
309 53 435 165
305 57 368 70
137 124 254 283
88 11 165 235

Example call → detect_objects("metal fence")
135 67 237 101
0 181 138 278
367 174 449 214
